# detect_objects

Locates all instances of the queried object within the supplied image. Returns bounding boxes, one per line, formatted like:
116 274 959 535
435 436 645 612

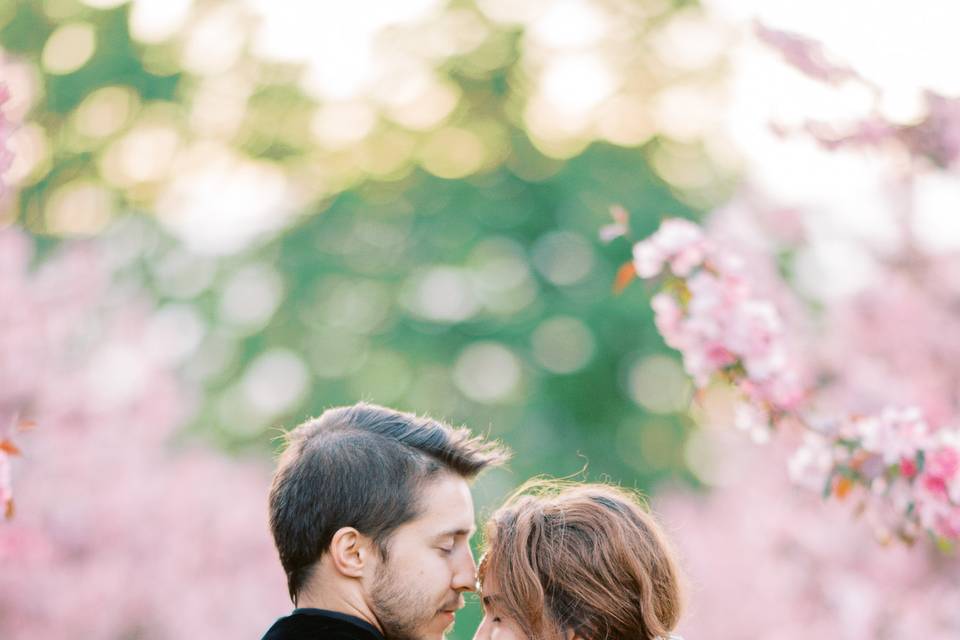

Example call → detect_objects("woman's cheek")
473 615 494 640
497 618 528 640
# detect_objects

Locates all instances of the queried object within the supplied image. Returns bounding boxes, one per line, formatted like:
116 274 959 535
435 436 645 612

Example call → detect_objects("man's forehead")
416 502 477 536
413 474 476 531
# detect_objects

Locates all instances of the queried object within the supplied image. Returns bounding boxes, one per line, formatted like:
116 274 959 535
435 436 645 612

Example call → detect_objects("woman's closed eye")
481 595 502 621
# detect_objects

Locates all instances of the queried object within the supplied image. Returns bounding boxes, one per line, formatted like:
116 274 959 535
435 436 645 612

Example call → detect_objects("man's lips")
438 610 456 624
438 598 464 618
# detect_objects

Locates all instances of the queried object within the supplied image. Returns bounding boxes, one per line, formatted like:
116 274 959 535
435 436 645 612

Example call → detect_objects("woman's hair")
478 480 684 640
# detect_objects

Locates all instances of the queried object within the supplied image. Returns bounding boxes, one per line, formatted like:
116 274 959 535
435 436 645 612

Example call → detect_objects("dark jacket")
261 609 385 640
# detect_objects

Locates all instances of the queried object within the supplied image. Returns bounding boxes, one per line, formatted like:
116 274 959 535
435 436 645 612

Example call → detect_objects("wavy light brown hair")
478 480 684 640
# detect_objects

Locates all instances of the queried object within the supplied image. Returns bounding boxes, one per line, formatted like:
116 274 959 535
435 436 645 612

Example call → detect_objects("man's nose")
452 545 478 592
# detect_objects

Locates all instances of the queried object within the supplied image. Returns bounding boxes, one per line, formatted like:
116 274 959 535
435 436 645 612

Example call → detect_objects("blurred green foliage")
202 144 700 482
2 1 730 635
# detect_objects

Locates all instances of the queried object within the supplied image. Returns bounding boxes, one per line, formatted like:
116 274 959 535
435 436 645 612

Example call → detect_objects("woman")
474 480 684 640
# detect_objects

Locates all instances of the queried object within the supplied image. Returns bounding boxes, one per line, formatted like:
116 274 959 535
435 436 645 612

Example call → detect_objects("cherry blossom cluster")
0 414 30 519
757 23 960 168
0 212 35 521
0 82 289 635
624 216 960 546
0 225 104 520
791 409 960 543
661 443 960 640
630 218 804 440
0 228 290 637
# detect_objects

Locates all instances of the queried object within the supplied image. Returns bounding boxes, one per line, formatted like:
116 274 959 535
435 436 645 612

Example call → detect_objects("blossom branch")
613 215 960 548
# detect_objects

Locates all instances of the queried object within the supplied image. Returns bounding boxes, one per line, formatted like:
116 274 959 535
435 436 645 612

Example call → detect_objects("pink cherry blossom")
612 22 960 638
631 217 709 278
755 28 960 169
651 292 686 349
848 408 931 466
0 450 11 518
660 445 960 640
901 92 960 168
798 95 960 168
631 214 960 544
753 22 859 85
733 401 771 443
0 227 289 637
599 204 629 242
797 117 898 155
632 241 665 278
922 445 960 497
640 218 804 411
788 432 834 491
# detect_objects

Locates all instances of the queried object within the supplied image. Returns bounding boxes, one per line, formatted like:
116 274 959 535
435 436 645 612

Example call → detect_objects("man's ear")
566 629 588 640
328 527 374 578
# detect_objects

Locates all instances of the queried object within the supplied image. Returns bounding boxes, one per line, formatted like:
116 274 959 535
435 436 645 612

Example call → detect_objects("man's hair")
269 402 510 603
478 480 684 640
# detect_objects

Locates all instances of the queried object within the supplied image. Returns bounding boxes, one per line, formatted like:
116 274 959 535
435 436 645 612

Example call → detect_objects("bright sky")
701 0 960 296
36 0 960 262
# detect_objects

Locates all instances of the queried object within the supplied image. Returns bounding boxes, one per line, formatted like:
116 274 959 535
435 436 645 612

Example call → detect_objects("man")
262 402 510 640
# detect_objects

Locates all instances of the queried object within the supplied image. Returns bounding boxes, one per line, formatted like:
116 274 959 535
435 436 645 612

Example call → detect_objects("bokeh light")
12 0 958 638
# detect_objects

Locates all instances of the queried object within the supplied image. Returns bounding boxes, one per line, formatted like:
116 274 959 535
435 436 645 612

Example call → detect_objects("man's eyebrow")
435 526 476 539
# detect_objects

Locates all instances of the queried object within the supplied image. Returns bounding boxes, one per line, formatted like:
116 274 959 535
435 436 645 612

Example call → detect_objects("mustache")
439 596 465 612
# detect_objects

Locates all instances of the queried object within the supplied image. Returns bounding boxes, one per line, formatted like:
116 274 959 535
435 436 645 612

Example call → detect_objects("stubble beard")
371 560 449 640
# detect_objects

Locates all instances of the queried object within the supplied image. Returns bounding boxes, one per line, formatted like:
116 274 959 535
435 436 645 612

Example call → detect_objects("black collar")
290 608 385 640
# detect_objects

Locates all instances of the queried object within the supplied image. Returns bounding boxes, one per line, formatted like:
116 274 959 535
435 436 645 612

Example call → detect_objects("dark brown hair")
479 480 684 640
269 402 509 603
